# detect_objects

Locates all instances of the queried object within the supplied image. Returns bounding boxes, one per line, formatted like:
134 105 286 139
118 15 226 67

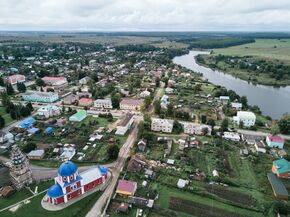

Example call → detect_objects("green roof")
273 159 290 174
69 110 87 122
267 173 289 197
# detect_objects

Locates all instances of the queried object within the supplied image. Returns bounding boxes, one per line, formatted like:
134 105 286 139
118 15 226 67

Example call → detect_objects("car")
138 209 143 216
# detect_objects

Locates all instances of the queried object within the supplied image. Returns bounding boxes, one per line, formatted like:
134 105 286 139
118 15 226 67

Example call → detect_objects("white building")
37 105 60 118
231 102 242 111
165 87 174 94
160 95 169 109
140 90 151 98
233 111 256 127
94 98 113 109
223 132 240 142
151 118 174 133
180 121 211 135
60 144 76 161
115 113 134 135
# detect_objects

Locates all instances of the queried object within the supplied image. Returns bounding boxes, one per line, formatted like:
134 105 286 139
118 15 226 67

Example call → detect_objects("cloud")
0 0 290 31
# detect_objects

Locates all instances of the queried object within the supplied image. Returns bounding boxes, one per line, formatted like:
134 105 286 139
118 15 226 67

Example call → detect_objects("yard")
0 106 13 126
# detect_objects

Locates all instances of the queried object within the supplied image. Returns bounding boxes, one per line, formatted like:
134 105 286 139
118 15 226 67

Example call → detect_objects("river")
173 50 290 119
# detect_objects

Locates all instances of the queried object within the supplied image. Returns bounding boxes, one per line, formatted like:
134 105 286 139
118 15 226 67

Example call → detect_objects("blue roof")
47 184 63 198
45 127 53 134
58 161 78 177
19 117 36 129
99 166 108 175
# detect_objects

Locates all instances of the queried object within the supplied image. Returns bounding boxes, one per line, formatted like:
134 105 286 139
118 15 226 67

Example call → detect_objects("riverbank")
197 54 290 87
173 50 290 119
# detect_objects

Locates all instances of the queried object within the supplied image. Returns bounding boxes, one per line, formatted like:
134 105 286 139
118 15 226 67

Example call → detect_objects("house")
120 98 144 111
137 139 147 152
140 90 151 98
177 179 189 188
272 159 290 179
128 196 154 208
180 121 211 135
219 96 230 104
115 113 134 135
160 95 169 109
4 74 25 85
127 154 147 172
94 98 113 109
37 105 60 118
231 102 242 111
223 132 240 142
167 159 175 165
165 87 174 94
233 111 256 127
27 149 45 160
0 131 14 143
116 180 137 197
79 76 93 85
254 140 266 153
69 110 87 122
79 98 93 107
22 91 59 103
63 94 79 105
151 118 174 133
266 134 285 149
117 203 129 213
60 144 76 161
18 117 36 129
41 76 68 86
45 161 108 205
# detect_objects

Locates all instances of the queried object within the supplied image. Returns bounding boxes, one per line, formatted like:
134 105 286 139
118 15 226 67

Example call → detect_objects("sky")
1 0 290 31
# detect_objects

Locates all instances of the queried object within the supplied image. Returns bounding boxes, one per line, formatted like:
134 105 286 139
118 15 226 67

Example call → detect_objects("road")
86 116 141 217
237 129 290 140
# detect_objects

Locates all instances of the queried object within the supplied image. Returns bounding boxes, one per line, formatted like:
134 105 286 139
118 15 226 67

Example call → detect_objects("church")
45 161 108 205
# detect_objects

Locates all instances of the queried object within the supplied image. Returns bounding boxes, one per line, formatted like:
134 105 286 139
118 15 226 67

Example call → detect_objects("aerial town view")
1 1 290 217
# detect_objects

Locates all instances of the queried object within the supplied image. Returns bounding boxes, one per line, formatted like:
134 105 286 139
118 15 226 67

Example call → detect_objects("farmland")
211 39 290 64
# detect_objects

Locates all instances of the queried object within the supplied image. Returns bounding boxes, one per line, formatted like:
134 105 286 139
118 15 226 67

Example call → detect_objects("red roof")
268 134 284 143
42 76 66 81
116 180 137 193
79 98 92 103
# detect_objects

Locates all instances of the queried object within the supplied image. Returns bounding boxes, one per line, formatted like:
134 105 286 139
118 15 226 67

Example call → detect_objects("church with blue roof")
44 161 108 205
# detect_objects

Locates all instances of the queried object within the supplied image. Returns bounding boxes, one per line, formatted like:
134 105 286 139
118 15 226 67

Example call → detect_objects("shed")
19 117 36 129
69 110 87 122
45 127 53 135
27 127 39 135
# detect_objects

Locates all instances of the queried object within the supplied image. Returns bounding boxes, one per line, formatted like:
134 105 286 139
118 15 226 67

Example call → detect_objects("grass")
0 107 13 126
0 190 102 217
211 39 290 64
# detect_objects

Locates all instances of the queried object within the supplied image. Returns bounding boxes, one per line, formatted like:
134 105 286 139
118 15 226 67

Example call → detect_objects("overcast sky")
1 0 290 31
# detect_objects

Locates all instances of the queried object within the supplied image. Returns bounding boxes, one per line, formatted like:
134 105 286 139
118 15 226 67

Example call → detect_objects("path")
86 117 140 217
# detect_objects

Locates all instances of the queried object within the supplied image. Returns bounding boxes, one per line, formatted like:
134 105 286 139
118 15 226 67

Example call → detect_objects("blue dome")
47 184 63 198
58 161 78 177
99 166 108 175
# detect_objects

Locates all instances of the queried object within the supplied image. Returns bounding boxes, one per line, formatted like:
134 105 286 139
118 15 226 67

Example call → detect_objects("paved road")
86 117 141 217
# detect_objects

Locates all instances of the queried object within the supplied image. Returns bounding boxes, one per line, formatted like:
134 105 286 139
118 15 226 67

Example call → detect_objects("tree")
26 102 34 112
167 103 174 117
220 118 229 132
111 93 121 109
36 78 45 87
207 119 216 129
17 82 26 93
6 84 14 95
0 115 5 128
144 96 152 109
153 100 161 115
240 96 248 109
22 142 37 153
0 77 4 87
107 144 119 160
173 120 183 134
155 77 160 87
278 116 290 134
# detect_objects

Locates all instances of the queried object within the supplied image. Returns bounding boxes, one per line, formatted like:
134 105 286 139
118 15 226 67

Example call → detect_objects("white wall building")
180 121 211 135
151 118 174 133
115 113 134 135
223 132 240 141
94 98 113 109
37 105 60 118
233 111 256 127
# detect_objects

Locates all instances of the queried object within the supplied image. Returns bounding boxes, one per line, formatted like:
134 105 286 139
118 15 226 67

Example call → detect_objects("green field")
212 39 290 64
